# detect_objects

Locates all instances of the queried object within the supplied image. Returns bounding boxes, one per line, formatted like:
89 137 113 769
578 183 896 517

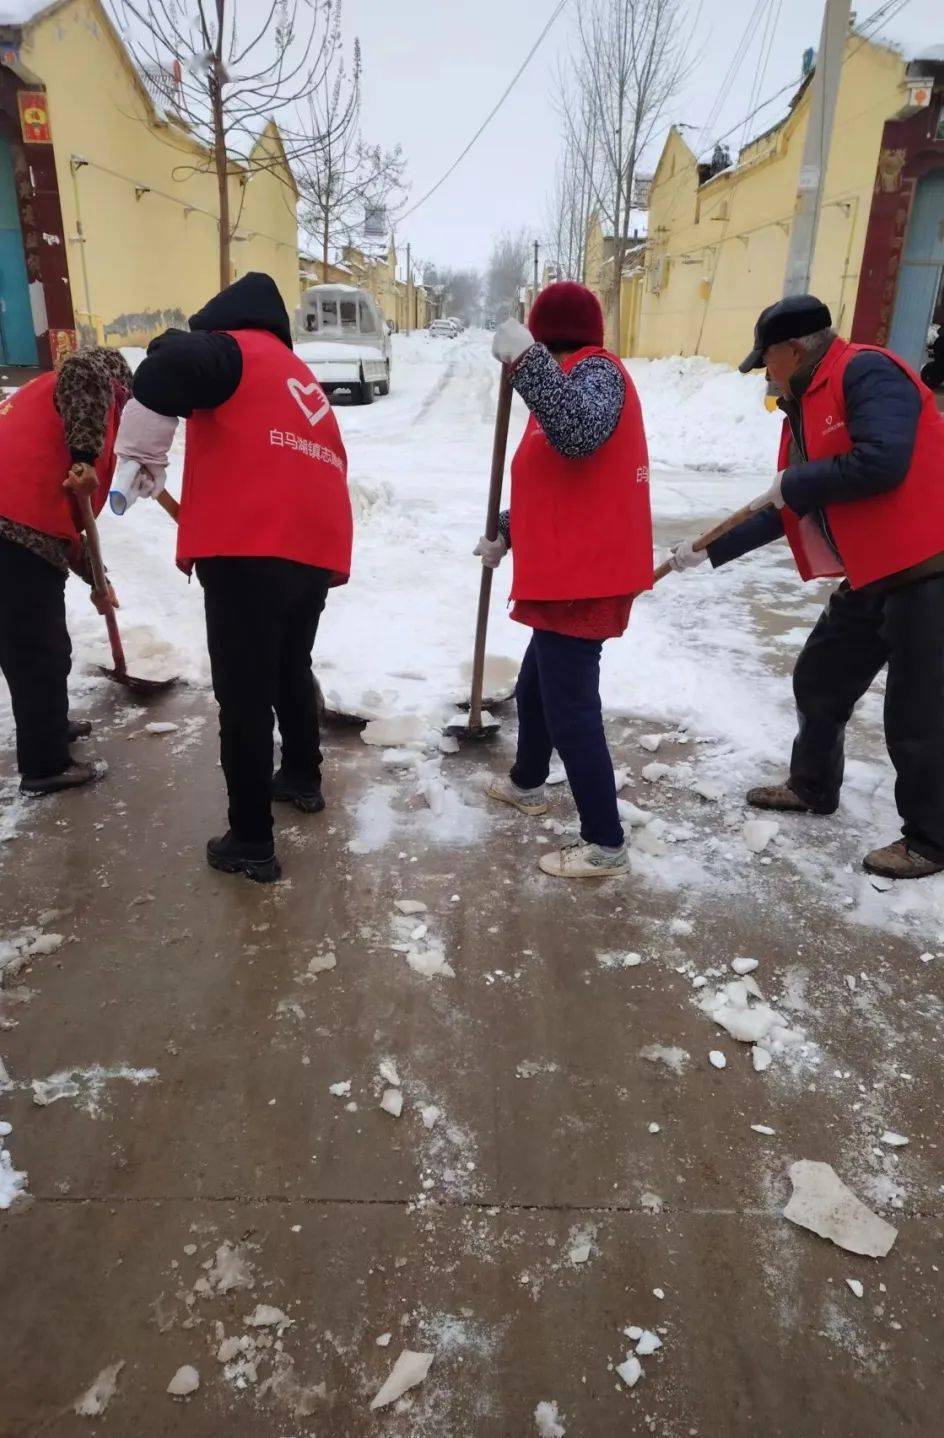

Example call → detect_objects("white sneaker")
539 838 627 879
486 776 548 817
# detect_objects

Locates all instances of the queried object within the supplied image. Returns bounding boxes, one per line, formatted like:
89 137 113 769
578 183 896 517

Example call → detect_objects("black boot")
20 762 102 797
207 831 281 883
67 718 93 742
272 767 325 814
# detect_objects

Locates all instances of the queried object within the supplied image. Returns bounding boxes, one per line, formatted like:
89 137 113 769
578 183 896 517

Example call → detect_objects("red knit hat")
528 281 604 351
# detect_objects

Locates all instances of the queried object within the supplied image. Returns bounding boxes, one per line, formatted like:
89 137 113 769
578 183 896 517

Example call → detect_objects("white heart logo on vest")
287 377 331 427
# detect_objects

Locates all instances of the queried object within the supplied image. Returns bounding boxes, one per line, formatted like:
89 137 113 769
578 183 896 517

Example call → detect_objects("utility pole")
533 240 540 315
405 241 412 337
782 0 852 297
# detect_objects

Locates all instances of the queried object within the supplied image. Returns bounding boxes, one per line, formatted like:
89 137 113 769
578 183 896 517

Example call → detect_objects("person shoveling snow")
0 346 132 796
667 293 944 881
477 282 653 879
117 272 353 882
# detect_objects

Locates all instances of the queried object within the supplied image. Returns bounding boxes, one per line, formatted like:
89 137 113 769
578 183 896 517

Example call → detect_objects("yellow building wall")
638 38 908 367
21 0 298 349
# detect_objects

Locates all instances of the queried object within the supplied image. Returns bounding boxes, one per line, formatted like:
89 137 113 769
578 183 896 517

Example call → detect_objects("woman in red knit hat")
475 282 653 878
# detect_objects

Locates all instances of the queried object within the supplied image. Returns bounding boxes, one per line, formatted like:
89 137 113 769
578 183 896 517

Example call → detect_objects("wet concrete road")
1 685 941 1437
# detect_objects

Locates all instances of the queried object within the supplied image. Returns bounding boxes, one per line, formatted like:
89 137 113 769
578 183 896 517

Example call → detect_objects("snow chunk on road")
639 1043 690 1074
743 819 779 854
731 957 759 975
329 1081 351 1097
616 1354 643 1388
167 1365 200 1397
699 979 808 1065
709 1050 727 1069
369 1349 433 1410
245 1303 291 1328
74 1362 124 1417
535 1399 567 1436
880 1130 908 1148
380 1088 403 1117
783 1160 898 1257
0 1120 27 1209
360 715 433 748
635 1330 662 1356
846 1278 864 1299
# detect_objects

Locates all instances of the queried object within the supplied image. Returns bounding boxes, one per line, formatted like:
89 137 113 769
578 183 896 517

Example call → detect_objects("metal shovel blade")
96 664 178 697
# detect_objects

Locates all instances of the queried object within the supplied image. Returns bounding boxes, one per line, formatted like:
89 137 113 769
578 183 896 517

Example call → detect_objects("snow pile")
535 1399 567 1436
626 354 781 472
0 1118 27 1208
388 909 454 979
73 1362 124 1417
698 977 813 1070
0 924 64 981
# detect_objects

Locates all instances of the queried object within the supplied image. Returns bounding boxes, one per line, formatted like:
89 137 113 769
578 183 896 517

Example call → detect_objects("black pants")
511 629 624 849
197 557 331 843
790 575 944 860
0 535 72 780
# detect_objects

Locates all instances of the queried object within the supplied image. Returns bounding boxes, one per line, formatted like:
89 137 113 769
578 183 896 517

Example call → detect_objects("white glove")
109 459 167 516
491 317 533 367
474 534 508 569
748 471 786 512
668 539 709 573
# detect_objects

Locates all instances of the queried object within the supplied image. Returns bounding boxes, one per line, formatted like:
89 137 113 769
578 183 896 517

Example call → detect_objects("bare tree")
566 0 689 343
545 71 600 283
293 18 408 271
485 230 531 323
424 265 481 325
113 0 352 287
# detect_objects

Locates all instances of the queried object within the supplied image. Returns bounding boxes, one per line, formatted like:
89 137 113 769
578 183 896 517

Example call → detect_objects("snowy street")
1 333 942 1434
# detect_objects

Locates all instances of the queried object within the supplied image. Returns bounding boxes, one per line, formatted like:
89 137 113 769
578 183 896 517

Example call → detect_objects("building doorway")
0 133 37 366
888 168 944 370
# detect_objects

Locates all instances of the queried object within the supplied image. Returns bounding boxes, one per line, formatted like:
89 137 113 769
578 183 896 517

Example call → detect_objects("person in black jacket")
669 295 944 881
117 273 351 883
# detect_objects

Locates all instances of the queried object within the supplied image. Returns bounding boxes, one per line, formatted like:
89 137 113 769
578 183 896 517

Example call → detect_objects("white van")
296 284 391 404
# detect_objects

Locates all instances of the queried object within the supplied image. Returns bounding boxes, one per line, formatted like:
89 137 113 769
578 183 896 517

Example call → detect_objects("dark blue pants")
510 630 624 848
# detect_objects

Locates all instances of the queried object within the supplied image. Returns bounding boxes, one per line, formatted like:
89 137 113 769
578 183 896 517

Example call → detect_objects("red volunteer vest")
779 339 944 589
177 329 353 582
509 347 653 601
0 372 117 541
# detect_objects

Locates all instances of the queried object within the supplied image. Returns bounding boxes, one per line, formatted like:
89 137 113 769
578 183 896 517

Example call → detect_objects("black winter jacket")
132 272 292 418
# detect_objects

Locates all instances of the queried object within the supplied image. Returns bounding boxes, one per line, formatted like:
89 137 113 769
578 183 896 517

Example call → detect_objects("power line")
395 0 572 224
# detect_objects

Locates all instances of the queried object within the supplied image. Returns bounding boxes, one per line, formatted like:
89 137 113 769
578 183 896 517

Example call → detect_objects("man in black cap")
668 294 944 880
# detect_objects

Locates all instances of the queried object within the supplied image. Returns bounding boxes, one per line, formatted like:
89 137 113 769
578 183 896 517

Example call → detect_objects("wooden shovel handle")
469 366 514 731
652 499 769 587
157 490 179 523
77 494 127 678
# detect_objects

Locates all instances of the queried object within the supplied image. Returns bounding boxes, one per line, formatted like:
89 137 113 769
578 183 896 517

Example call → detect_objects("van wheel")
377 362 391 397
359 369 375 405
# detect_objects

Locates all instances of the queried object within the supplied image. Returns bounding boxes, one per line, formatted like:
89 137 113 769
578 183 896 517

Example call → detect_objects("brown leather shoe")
746 782 831 814
863 840 944 880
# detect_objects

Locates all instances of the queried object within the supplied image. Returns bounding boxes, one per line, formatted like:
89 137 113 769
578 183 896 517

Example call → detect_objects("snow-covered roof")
0 0 58 23
904 42 944 64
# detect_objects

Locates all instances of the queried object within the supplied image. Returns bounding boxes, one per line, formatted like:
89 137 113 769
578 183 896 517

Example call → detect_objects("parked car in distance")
429 318 458 338
446 316 466 332
296 284 391 404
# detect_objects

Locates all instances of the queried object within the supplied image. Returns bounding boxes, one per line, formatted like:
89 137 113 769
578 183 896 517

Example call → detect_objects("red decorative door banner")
18 90 52 144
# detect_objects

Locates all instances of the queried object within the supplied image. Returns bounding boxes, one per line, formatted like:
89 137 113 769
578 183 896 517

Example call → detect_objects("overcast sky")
340 0 942 277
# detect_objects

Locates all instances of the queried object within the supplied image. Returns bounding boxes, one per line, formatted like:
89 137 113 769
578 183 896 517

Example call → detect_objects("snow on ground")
3 330 944 940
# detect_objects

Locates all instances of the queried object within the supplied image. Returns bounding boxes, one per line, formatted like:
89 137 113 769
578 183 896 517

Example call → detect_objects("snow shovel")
77 494 178 697
651 498 772 584
445 365 514 741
